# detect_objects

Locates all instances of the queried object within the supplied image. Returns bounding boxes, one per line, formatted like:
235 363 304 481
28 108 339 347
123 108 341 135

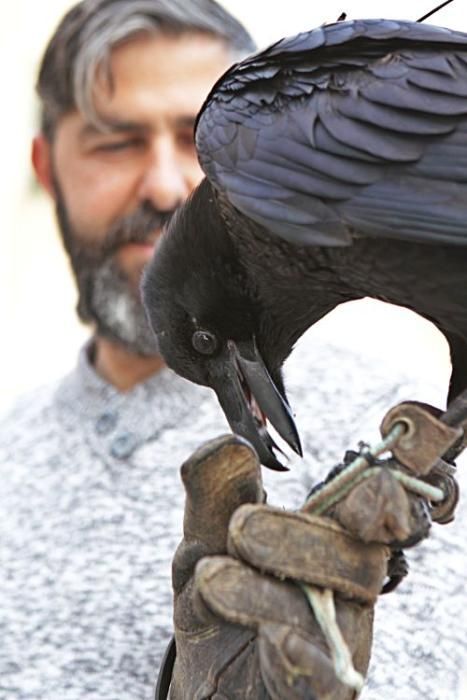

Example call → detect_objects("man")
0 0 466 698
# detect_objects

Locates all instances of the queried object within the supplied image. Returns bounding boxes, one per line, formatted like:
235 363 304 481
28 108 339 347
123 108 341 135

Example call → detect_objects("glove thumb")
173 435 263 592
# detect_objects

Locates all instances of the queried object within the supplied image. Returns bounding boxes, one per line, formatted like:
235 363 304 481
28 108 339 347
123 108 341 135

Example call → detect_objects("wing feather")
196 19 467 247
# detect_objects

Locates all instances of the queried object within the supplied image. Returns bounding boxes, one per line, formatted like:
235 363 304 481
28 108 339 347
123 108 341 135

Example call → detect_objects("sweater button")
95 412 118 435
110 432 138 459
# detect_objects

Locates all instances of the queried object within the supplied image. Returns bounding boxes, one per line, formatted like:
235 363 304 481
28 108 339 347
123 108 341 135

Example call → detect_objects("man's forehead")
54 33 235 141
99 32 231 79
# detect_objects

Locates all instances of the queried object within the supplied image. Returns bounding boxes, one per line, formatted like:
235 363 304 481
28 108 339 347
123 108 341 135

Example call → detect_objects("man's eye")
95 138 143 152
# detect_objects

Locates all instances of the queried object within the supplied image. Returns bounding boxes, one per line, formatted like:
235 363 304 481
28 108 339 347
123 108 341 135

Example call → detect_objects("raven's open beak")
209 338 302 471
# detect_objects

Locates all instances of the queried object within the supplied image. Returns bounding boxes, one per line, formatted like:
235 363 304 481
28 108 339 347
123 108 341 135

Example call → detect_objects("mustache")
52 167 176 264
100 203 176 258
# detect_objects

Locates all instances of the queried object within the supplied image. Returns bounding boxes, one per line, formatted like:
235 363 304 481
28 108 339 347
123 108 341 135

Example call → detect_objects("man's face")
41 32 234 355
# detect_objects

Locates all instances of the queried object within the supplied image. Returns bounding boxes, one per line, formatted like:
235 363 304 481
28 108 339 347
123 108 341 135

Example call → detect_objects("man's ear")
32 134 56 198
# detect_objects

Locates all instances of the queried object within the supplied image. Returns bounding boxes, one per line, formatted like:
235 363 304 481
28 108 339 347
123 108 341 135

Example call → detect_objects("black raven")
142 19 467 470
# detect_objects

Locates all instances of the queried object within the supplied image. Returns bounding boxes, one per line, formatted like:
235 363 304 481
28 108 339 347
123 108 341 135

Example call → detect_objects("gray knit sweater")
1 335 466 700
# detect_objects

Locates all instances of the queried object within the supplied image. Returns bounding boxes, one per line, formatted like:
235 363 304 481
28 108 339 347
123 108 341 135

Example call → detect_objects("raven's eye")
192 330 218 356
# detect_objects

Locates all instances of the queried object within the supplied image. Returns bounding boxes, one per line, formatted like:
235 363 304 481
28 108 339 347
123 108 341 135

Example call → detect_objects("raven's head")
142 178 301 470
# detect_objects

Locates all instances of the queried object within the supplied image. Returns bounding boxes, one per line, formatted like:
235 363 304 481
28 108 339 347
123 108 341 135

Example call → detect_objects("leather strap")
154 636 176 700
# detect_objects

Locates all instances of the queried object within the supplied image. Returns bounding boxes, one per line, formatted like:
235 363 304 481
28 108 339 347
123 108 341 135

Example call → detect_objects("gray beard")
52 173 175 357
87 256 159 357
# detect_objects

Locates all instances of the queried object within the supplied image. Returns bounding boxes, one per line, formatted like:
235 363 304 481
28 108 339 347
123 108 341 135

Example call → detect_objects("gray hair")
37 0 256 138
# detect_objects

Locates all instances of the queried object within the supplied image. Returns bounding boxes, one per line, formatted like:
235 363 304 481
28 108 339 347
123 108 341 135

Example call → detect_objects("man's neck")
93 336 166 391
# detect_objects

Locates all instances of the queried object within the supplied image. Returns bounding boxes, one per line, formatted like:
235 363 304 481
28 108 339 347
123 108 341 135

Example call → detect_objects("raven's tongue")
241 378 265 425
250 394 266 425
233 340 302 459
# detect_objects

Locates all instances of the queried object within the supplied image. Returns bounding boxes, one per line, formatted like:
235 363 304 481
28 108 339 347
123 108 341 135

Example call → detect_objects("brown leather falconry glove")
168 435 396 700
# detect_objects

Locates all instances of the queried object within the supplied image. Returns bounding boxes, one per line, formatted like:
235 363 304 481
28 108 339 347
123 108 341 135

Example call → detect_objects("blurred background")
1 0 465 411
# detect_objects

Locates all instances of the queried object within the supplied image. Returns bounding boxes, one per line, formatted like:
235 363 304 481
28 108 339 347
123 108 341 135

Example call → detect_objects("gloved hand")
168 435 393 699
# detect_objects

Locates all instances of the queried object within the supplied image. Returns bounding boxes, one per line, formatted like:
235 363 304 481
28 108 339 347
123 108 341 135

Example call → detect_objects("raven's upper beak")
208 338 302 470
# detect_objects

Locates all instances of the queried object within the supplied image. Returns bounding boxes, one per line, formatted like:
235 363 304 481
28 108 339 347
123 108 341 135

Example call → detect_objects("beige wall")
1 0 465 410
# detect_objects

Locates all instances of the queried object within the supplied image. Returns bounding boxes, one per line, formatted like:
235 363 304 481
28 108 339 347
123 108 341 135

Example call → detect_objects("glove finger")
195 556 371 639
196 554 373 638
194 555 313 630
180 435 263 554
195 557 372 697
258 622 361 700
228 505 388 603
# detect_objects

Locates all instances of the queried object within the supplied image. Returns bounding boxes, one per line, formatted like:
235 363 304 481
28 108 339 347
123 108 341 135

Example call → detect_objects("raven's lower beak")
209 338 302 471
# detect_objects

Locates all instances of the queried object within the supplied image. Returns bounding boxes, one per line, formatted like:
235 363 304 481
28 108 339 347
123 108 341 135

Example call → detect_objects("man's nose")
137 139 189 211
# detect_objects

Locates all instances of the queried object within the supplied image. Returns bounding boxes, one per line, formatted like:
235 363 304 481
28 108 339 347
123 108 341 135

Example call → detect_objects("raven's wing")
196 19 467 247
